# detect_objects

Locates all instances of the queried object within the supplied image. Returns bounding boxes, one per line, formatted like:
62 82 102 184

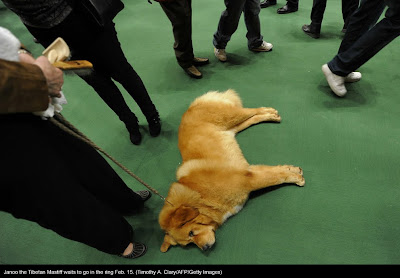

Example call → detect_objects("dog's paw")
296 176 305 187
259 107 281 122
282 165 305 186
282 165 303 174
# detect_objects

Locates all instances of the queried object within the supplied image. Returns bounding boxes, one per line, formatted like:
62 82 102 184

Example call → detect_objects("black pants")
0 114 145 254
328 0 400 76
26 8 158 127
160 0 194 69
213 0 263 50
310 0 359 31
287 0 299 8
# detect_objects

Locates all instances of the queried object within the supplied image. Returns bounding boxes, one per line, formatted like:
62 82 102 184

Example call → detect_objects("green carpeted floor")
1 0 400 265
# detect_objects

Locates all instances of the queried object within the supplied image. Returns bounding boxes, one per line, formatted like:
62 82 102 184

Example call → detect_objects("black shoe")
260 0 276 8
146 111 161 137
277 4 298 14
302 24 320 39
119 242 147 259
125 121 142 145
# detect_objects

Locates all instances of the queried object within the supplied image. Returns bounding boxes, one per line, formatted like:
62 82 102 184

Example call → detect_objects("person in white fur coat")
0 27 150 259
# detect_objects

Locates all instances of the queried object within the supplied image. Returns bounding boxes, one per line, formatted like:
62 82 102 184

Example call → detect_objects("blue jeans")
213 0 263 49
328 0 400 76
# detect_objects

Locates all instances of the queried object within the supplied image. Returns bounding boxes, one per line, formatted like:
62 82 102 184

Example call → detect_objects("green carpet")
1 0 400 265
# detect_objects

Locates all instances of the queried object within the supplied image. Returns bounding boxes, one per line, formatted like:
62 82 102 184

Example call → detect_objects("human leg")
277 0 299 14
0 115 145 256
243 0 264 49
341 0 360 30
328 0 400 76
213 0 247 50
337 0 386 54
160 0 194 69
302 0 326 38
310 0 326 31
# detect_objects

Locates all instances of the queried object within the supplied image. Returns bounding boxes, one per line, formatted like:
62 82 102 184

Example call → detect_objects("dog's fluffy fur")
159 89 305 252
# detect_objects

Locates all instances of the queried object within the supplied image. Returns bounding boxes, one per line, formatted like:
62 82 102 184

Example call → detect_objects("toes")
296 176 305 187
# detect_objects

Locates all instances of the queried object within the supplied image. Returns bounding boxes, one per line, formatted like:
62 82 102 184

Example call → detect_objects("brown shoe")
192 57 209 66
184 65 202 79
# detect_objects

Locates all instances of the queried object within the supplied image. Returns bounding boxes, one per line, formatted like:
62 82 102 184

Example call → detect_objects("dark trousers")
160 0 194 69
213 0 263 50
26 8 157 128
0 114 144 254
310 0 359 31
287 0 299 8
328 0 400 76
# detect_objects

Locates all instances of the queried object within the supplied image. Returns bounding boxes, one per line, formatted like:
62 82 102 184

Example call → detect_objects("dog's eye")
189 231 194 237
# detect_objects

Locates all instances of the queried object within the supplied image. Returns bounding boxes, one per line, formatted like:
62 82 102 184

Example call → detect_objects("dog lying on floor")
158 89 305 252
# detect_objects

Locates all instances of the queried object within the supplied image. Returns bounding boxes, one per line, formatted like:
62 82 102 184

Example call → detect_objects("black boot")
121 113 142 145
146 110 161 137
126 120 142 145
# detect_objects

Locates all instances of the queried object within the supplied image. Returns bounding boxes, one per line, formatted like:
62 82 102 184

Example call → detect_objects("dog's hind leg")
231 107 281 133
245 165 305 191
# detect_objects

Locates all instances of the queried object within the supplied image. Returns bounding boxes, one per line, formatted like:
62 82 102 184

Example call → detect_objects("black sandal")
119 242 147 259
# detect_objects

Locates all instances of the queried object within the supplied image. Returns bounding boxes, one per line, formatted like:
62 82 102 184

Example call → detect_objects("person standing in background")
213 0 273 63
260 0 299 14
302 0 359 39
157 0 210 79
1 0 161 145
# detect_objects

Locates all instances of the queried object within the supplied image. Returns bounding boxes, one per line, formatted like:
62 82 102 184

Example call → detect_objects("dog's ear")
160 234 177 253
171 205 199 228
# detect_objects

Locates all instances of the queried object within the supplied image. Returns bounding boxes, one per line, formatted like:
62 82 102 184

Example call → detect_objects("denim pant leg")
244 0 264 49
328 0 400 76
213 0 246 49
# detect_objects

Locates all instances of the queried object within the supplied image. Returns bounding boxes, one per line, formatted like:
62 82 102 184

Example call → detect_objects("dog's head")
159 204 218 252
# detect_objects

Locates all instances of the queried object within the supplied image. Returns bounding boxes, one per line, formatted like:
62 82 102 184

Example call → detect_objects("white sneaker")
322 64 347 97
214 48 227 62
251 41 273 52
345 72 362 83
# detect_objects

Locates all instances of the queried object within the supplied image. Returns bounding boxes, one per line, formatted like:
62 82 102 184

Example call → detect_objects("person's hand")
19 52 36 64
33 56 64 98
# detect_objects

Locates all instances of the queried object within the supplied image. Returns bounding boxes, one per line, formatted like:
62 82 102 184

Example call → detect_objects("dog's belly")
179 130 248 164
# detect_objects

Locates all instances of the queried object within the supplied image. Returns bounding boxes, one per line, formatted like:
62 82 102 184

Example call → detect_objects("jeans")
213 0 263 50
328 0 400 76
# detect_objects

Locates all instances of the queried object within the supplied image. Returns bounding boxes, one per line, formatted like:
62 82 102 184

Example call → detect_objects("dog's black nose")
202 244 211 251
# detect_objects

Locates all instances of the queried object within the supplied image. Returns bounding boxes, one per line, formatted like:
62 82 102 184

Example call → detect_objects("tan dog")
159 89 305 252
